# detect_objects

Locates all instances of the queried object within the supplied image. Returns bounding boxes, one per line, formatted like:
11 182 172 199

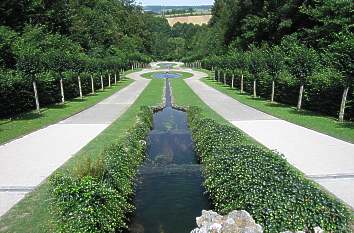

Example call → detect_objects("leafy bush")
0 69 33 117
188 106 352 233
50 174 132 233
49 106 153 232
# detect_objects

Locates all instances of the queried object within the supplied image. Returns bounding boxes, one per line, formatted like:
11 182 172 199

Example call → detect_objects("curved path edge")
183 69 354 209
0 74 150 217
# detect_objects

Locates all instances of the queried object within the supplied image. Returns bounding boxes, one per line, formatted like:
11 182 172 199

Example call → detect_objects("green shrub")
0 69 33 117
188 106 352 233
49 106 153 232
72 157 106 179
50 174 132 233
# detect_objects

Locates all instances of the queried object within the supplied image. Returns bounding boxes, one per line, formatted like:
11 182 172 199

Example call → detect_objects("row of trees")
0 0 156 117
202 35 353 121
180 0 353 121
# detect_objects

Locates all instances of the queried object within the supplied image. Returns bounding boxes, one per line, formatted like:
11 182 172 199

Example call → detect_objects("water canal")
129 77 209 233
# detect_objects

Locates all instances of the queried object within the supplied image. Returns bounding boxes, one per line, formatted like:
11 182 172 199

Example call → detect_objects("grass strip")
0 77 164 233
199 69 354 143
0 77 133 145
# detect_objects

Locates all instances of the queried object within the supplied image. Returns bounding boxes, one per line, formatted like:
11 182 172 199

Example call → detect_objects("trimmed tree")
246 47 266 98
283 38 319 110
232 51 247 93
266 46 285 103
328 32 353 122
12 26 44 113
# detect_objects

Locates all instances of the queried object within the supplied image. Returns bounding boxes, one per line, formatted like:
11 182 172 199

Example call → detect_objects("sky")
139 0 214 6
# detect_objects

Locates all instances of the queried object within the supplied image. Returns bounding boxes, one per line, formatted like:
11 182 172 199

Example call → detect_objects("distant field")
166 15 212 26
144 5 212 14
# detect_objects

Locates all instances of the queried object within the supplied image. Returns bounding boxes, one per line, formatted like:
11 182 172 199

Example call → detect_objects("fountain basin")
153 72 182 79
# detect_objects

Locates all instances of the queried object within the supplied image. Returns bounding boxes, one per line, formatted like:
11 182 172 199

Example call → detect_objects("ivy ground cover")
187 106 352 233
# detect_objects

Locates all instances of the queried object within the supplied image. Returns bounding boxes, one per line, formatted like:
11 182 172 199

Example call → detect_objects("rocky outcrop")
191 210 324 233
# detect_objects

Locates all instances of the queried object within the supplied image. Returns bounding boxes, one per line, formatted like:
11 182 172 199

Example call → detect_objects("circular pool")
153 72 182 79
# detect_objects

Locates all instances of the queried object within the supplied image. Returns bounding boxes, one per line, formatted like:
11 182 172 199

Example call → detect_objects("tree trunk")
218 70 221 82
114 73 117 84
101 75 104 91
271 80 275 103
339 86 349 122
253 80 257 98
223 73 226 85
231 74 234 89
240 73 244 94
60 78 65 103
108 74 111 87
91 75 95 94
78 76 83 99
32 81 40 114
297 85 304 111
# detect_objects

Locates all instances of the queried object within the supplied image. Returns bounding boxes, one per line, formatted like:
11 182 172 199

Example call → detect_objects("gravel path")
184 69 354 209
0 73 150 217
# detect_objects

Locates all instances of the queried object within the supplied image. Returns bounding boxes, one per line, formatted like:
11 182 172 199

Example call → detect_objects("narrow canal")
129 78 210 233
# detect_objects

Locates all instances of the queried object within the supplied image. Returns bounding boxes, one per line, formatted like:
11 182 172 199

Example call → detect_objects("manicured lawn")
0 77 133 145
0 78 164 233
199 69 354 143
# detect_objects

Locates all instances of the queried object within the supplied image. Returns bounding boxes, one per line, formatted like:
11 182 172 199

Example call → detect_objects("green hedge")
49 106 153 232
0 69 120 117
187 106 351 232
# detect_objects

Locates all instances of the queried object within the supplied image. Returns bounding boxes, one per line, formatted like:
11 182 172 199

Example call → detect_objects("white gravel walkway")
0 73 150 217
184 69 354 209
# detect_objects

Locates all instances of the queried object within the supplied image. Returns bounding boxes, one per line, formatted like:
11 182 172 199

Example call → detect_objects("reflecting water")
153 72 182 79
129 79 209 233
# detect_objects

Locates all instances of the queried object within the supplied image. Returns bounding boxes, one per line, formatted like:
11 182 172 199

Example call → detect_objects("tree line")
181 0 353 121
0 0 159 117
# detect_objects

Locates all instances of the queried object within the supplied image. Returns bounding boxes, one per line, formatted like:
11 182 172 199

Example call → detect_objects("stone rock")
192 210 325 233
191 210 263 233
314 227 324 233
